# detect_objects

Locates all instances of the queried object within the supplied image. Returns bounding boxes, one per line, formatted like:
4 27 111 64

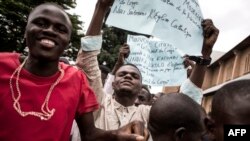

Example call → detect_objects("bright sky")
72 0 250 93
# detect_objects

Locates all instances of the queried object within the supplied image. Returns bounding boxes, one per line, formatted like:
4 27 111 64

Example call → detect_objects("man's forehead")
118 65 140 73
28 4 72 26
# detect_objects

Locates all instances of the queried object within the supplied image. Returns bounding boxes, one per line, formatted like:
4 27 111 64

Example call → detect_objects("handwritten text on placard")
126 35 187 86
106 0 204 56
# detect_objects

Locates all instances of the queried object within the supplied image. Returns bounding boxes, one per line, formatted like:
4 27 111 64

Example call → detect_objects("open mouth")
40 39 56 48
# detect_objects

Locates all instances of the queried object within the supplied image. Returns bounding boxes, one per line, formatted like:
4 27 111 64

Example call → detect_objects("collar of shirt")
112 98 137 113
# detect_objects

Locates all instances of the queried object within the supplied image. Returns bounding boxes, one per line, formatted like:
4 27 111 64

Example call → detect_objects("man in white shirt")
76 0 219 131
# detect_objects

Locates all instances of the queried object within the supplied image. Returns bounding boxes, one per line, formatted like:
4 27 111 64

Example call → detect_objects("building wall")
240 47 250 75
223 57 234 82
202 38 250 113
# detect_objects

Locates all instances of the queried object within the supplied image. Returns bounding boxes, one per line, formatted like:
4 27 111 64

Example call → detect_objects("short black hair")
141 84 150 93
28 2 72 29
211 79 250 122
29 2 65 16
149 93 203 137
117 63 142 82
141 84 151 100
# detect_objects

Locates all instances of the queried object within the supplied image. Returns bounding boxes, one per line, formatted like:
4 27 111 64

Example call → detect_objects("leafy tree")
0 0 83 60
99 26 126 69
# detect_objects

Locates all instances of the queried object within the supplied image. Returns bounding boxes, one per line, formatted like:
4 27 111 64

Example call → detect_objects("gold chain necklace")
9 58 64 120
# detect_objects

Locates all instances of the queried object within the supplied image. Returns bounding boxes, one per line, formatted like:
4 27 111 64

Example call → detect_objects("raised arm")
189 19 219 88
75 0 148 141
103 44 130 94
180 19 219 103
112 43 130 74
76 0 112 103
86 0 113 35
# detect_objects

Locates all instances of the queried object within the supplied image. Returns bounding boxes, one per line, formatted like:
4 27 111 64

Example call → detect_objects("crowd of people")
0 0 249 141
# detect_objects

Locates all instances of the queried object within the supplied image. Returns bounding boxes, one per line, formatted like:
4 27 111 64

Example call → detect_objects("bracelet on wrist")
188 56 212 66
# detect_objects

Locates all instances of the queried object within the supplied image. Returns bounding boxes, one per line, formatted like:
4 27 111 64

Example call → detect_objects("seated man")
148 93 206 141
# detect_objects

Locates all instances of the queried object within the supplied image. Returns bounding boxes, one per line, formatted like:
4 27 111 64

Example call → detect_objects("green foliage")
98 26 126 69
63 14 84 60
0 0 83 60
